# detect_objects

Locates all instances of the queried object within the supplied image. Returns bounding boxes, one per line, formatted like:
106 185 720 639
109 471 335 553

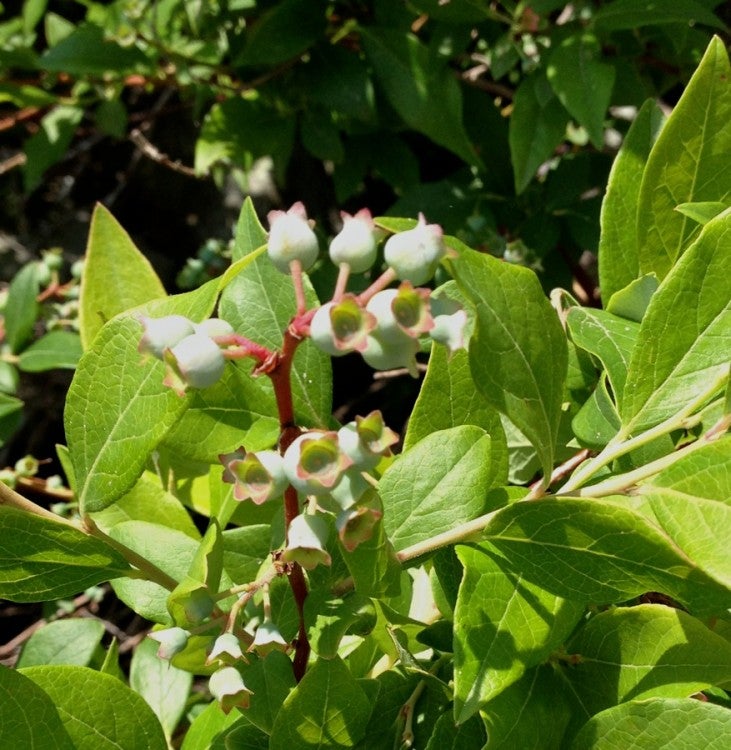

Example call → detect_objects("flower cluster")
138 315 234 395
220 410 397 564
269 205 467 376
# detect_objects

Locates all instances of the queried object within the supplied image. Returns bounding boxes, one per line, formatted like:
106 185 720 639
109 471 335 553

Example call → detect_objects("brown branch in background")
530 448 593 497
0 106 45 132
0 152 27 175
129 128 200 178
458 64 515 100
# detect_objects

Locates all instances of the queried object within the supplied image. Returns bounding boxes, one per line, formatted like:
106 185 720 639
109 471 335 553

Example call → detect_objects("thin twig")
129 128 199 178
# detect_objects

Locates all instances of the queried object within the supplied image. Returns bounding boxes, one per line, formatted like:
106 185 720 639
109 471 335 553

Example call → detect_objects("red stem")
267 326 311 681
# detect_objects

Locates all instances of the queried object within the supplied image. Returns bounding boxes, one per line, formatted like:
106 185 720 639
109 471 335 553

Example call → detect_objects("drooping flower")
366 282 433 343
282 432 352 496
282 513 332 570
148 627 190 660
220 449 288 504
208 666 253 714
250 620 289 657
361 332 420 378
206 632 245 666
338 410 398 470
309 296 376 357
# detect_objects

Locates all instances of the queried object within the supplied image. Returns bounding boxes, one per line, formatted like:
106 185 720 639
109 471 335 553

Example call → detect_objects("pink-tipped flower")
362 332 420 378
383 213 445 285
328 209 378 273
283 431 352 496
282 513 332 570
221 449 288 504
309 296 376 357
366 282 433 344
267 201 320 274
206 633 245 666
148 627 190 660
250 621 289 657
336 489 383 552
138 315 195 360
338 410 398 470
208 666 253 714
162 333 226 395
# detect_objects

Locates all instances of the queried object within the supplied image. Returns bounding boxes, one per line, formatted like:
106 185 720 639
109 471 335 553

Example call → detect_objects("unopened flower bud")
195 318 234 338
208 666 253 714
220 449 288 504
361 333 420 377
251 620 288 656
163 333 226 395
206 632 244 666
328 209 378 273
383 214 445 285
282 513 332 570
14 454 39 478
138 315 196 360
283 432 352 496
148 627 190 660
309 297 376 357
267 202 319 274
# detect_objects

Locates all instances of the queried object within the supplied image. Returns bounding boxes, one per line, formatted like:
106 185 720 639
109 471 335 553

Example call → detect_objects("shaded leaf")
637 37 731 280
17 619 105 668
17 330 82 372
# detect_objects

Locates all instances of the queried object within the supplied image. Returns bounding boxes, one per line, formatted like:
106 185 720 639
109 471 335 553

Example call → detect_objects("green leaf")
425 711 487 749
547 34 615 148
0 664 75 749
509 72 570 193
23 105 84 191
380 426 500 551
195 98 295 180
482 497 730 613
638 439 731 588
67 282 219 514
3 262 40 353
567 308 639 409
129 637 192 740
404 343 506 472
0 392 23 447
481 665 573 750
79 203 166 349
90 473 199 539
235 0 326 66
593 0 726 31
0 505 130 602
20 665 167 750
107 521 202 623
17 619 105 668
180 700 240 750
190 519 223 593
637 37 731 280
598 101 665 302
17 330 82 372
621 208 731 434
675 201 728 226
240 651 297 734
41 23 150 76
572 374 621 449
451 247 568 481
453 545 584 723
162 363 279 462
220 254 332 428
605 274 659 323
66 316 189 513
360 27 480 167
269 657 372 749
305 590 373 659
571 697 731 749
224 721 270 750
223 525 272 582
564 605 731 722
